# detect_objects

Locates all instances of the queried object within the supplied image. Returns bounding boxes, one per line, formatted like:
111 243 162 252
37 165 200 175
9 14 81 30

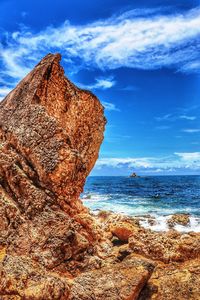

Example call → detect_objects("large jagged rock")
0 53 107 297
0 54 154 299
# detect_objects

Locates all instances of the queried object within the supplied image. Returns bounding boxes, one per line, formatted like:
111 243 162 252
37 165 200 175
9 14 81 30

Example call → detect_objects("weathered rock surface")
0 54 154 299
167 213 190 228
1 53 199 299
96 212 200 300
69 257 154 300
0 53 107 297
139 259 200 300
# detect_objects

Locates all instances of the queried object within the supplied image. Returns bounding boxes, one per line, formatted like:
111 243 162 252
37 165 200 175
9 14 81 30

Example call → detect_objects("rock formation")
0 54 154 299
1 53 197 300
97 211 200 300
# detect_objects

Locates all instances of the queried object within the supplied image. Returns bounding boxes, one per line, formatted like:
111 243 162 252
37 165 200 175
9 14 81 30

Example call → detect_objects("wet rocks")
167 214 190 228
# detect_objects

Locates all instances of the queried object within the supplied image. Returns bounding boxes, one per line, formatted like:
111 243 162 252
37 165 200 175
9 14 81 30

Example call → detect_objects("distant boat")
130 172 140 178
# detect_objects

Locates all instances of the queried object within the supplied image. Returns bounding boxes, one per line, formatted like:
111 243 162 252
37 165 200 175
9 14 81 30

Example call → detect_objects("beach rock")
0 53 107 297
110 222 138 242
0 54 158 300
139 260 200 300
167 214 190 228
129 229 200 263
69 256 155 300
0 255 70 299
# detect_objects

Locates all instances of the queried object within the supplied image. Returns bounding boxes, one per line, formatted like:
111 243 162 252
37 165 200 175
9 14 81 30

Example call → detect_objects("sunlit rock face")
0 54 155 299
0 54 107 297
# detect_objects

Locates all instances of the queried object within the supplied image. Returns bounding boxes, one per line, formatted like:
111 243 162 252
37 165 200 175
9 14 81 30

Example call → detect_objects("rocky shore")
0 53 199 300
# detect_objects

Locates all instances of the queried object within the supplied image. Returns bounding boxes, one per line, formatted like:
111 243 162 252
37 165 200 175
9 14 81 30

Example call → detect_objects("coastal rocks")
69 256 155 300
139 259 200 300
100 212 200 299
129 226 200 263
0 255 70 299
0 54 157 300
0 54 108 297
110 222 138 242
167 214 190 228
99 212 200 263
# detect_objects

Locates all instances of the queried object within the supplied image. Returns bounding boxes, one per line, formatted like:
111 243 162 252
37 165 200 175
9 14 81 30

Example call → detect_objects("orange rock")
167 214 190 228
69 256 154 300
0 54 106 297
110 222 138 242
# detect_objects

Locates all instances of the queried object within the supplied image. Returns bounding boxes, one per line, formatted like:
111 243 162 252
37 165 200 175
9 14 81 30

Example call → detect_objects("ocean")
81 175 200 232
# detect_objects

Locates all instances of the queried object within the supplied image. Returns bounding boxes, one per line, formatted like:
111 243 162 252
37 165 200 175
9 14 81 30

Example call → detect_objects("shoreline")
91 209 200 298
86 205 200 233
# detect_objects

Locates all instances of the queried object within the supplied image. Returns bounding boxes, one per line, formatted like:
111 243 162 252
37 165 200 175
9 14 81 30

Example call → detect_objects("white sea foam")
82 192 200 232
139 215 200 232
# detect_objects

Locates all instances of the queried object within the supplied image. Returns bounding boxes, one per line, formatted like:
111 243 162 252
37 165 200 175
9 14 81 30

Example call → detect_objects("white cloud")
0 6 200 86
0 86 12 100
102 101 119 111
95 152 200 173
175 152 200 161
96 157 153 169
77 76 116 90
155 113 197 122
179 115 196 121
182 129 200 133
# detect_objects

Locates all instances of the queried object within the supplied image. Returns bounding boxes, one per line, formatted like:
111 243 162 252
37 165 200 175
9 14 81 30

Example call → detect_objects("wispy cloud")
155 113 197 122
155 114 173 121
179 115 196 121
95 152 200 174
155 125 170 130
175 152 200 161
77 76 116 90
182 128 200 133
0 86 12 100
102 101 119 111
0 6 200 88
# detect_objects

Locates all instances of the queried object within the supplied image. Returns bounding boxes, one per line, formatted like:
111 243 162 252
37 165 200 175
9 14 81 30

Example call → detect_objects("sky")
0 0 200 175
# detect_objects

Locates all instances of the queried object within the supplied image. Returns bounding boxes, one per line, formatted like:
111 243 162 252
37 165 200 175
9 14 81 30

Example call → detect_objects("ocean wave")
140 215 200 233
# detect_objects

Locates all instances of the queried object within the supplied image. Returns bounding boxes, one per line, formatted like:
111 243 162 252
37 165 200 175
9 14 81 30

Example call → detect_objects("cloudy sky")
0 0 200 175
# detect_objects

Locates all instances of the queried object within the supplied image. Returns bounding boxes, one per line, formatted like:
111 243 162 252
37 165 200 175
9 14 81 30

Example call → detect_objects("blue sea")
81 176 200 232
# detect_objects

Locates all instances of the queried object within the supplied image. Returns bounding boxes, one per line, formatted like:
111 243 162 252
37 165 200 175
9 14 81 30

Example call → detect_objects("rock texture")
0 53 107 297
0 54 154 299
96 211 200 300
1 53 198 300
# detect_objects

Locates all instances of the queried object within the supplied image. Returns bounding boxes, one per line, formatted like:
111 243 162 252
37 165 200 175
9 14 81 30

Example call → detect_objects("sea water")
81 175 200 232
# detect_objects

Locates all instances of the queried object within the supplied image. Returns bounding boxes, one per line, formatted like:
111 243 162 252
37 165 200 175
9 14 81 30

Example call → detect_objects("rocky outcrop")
69 257 154 300
0 54 154 299
167 214 190 228
0 53 108 297
96 212 200 300
1 53 198 300
139 259 200 300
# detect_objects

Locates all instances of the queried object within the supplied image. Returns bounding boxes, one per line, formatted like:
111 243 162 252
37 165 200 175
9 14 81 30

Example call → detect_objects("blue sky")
0 0 200 175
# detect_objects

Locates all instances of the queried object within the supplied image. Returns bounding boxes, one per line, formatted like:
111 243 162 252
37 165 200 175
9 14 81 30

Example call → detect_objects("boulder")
167 214 190 228
0 53 107 297
139 260 200 300
0 54 155 299
69 257 154 300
